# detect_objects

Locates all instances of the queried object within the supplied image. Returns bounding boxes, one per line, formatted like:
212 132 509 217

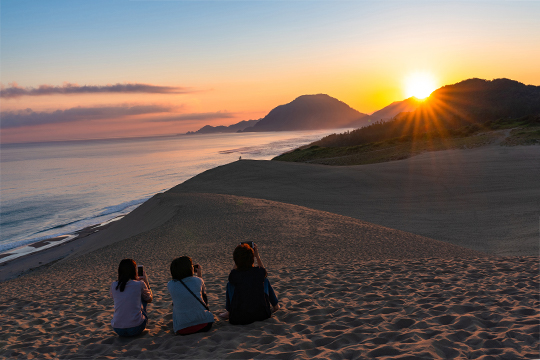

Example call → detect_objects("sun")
404 72 437 100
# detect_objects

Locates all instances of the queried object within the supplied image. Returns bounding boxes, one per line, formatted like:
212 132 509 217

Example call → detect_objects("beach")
1 145 539 359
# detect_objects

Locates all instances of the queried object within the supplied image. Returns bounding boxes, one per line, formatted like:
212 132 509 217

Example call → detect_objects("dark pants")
225 278 278 312
113 301 148 337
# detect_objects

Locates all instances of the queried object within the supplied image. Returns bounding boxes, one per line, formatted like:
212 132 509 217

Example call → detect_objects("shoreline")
0 215 124 266
2 144 539 282
0 129 342 259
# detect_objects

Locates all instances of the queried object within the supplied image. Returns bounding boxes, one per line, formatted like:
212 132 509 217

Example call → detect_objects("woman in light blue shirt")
167 256 215 335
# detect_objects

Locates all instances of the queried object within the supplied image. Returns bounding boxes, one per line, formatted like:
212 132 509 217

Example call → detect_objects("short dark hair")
234 244 254 270
170 256 194 280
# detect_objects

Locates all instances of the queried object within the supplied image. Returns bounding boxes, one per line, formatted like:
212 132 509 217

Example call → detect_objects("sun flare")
405 72 437 100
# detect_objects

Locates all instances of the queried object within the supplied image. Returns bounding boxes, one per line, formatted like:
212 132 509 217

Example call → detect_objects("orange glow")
404 72 438 100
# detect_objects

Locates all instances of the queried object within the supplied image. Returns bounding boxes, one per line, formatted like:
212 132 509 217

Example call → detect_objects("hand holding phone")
137 265 144 277
193 264 201 276
241 241 254 249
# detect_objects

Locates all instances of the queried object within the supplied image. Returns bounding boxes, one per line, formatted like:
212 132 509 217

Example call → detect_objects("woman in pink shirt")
110 259 153 337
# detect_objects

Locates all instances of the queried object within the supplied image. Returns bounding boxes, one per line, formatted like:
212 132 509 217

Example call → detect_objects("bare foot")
272 304 281 313
218 311 229 320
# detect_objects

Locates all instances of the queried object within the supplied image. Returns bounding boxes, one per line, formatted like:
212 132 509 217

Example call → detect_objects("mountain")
241 94 368 132
418 78 540 124
367 97 421 121
312 78 540 148
186 119 260 135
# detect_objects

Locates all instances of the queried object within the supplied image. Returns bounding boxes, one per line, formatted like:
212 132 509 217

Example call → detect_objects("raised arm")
253 243 265 269
194 263 202 278
139 269 151 289
139 269 153 302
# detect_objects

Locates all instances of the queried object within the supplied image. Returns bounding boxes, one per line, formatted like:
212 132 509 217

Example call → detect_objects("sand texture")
1 194 538 359
171 145 540 256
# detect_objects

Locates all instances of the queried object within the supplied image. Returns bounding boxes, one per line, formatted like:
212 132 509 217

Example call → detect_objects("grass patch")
501 126 540 146
274 132 500 165
273 116 540 166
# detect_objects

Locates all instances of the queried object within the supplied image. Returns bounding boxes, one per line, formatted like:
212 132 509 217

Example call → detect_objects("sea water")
0 130 339 253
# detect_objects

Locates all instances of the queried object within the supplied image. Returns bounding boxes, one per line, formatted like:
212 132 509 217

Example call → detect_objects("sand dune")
171 145 540 256
1 145 539 359
2 255 537 359
1 194 538 359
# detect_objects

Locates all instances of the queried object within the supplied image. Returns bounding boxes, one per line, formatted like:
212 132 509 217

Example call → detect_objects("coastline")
2 144 539 281
0 129 343 258
0 216 124 265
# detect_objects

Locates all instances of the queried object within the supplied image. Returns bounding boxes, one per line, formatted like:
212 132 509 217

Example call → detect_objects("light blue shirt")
167 277 215 332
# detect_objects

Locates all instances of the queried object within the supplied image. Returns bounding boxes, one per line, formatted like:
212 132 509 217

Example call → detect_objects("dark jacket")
228 267 271 325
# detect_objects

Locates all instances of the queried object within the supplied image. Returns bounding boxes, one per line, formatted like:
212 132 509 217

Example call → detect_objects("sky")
1 0 539 144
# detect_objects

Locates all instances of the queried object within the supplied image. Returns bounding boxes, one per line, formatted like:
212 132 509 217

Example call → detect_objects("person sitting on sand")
110 259 153 337
168 256 215 335
220 243 280 325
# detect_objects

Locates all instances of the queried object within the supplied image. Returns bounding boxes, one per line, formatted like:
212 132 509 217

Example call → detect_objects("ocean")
0 130 339 253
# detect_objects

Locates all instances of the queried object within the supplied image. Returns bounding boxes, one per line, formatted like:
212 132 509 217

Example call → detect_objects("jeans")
113 301 148 337
225 278 278 311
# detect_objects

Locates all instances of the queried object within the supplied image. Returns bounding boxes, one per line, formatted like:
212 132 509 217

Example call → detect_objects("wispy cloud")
0 82 193 98
148 111 235 122
1 104 172 129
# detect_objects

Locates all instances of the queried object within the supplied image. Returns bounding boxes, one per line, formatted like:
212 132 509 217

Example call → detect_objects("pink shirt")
110 280 152 329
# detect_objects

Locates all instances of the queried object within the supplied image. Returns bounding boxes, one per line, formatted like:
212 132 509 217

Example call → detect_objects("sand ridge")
170 145 540 256
1 193 537 359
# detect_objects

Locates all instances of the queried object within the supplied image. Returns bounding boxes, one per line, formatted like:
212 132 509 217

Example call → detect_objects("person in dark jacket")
219 243 279 325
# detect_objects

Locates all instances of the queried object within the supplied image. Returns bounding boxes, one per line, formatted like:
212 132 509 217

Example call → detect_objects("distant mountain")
312 78 540 148
186 119 260 135
242 94 368 132
368 97 421 121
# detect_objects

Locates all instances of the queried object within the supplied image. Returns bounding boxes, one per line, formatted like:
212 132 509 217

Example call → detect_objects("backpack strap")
179 278 210 311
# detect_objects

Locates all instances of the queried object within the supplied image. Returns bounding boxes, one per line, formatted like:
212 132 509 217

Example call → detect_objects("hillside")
186 119 260 135
273 78 540 165
367 97 421 121
242 94 368 132
296 79 539 148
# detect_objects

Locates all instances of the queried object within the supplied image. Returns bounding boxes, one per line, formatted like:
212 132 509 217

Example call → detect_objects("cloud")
148 111 235 122
1 104 172 129
0 82 193 98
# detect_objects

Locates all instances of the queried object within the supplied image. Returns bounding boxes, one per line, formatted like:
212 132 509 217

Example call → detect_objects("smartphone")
241 241 254 248
137 265 144 277
193 264 199 271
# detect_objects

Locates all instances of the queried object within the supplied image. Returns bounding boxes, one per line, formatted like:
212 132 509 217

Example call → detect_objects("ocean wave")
0 196 150 254
97 197 150 217
0 233 71 253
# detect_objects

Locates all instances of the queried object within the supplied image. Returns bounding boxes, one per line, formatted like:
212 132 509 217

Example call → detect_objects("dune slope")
1 194 537 359
170 146 540 256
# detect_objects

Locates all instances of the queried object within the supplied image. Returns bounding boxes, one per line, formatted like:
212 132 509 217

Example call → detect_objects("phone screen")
137 266 144 277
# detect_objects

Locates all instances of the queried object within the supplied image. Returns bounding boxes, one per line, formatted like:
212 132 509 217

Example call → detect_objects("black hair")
116 259 137 292
233 244 254 270
170 256 194 280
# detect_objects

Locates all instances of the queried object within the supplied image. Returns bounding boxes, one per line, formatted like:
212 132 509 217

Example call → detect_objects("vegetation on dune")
273 116 540 166
311 114 539 149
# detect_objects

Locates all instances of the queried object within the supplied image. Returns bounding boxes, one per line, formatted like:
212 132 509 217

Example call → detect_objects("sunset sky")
1 0 539 143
